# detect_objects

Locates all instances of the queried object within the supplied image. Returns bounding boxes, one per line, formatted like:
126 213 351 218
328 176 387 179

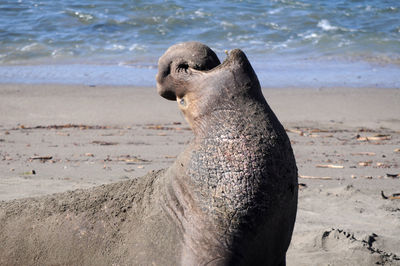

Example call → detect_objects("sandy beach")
1 84 399 265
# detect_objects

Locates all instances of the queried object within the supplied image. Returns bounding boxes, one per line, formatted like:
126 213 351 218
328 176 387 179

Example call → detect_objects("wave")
0 0 399 69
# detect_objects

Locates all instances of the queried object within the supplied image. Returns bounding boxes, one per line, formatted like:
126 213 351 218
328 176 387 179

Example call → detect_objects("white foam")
194 9 207 18
128 44 146 52
338 40 352 47
220 21 235 28
107 44 125 51
75 12 94 22
317 19 338 31
20 43 41 52
268 8 282 15
303 33 319 39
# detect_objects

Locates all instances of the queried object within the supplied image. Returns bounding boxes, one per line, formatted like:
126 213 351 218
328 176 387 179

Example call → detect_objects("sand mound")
290 228 399 265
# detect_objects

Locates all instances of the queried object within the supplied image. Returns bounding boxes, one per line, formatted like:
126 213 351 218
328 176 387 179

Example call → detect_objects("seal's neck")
187 97 278 212
191 92 270 138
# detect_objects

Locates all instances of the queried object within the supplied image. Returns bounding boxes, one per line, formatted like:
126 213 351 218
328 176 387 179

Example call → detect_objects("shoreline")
1 56 400 88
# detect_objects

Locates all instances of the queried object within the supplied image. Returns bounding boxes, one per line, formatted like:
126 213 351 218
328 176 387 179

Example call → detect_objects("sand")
0 84 399 265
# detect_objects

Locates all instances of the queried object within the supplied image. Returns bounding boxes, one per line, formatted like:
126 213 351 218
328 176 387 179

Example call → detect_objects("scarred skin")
0 42 297 266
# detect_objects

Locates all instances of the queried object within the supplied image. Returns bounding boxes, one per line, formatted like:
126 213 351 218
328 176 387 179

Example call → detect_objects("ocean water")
0 0 399 88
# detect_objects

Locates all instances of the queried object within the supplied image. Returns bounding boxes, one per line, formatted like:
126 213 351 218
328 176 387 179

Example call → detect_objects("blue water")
1 0 399 88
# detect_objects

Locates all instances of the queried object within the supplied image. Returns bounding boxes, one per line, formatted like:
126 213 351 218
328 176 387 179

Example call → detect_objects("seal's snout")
227 49 247 62
156 59 177 101
223 49 253 72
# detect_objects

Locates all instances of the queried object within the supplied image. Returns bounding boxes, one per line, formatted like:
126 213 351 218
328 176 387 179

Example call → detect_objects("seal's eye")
179 98 186 107
177 63 189 73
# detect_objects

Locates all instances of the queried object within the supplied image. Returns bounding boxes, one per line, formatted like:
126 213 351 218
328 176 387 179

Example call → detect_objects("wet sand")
0 84 399 265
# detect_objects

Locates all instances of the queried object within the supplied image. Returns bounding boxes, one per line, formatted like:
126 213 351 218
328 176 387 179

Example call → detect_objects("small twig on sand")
299 175 332 180
30 156 52 161
309 128 330 133
117 156 150 164
359 161 373 166
91 141 118 146
146 124 191 131
22 170 36 175
357 134 391 141
316 164 344 169
386 173 400 178
286 128 304 136
308 134 333 138
350 152 376 156
16 124 112 130
381 191 400 200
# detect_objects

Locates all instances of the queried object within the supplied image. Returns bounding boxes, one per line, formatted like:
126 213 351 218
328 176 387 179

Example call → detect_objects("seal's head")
156 42 220 101
156 42 263 132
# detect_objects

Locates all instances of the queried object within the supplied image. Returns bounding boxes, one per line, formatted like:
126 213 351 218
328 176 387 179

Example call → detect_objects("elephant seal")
0 42 298 266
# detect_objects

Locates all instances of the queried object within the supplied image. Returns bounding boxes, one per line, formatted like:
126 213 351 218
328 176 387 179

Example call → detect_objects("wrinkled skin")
0 42 297 266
